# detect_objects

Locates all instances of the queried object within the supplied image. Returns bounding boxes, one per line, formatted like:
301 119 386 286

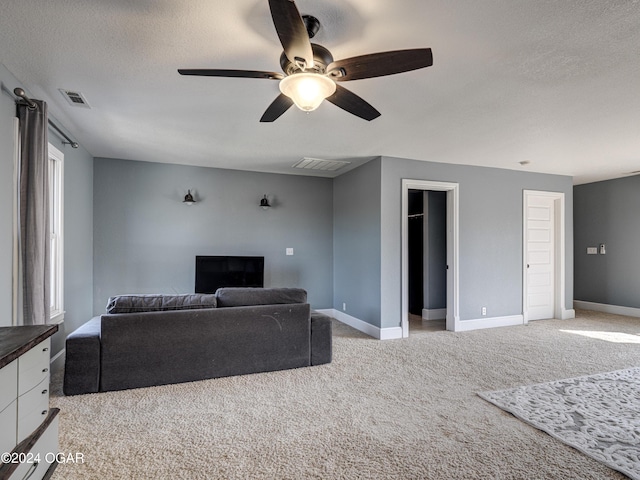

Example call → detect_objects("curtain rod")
12 86 79 149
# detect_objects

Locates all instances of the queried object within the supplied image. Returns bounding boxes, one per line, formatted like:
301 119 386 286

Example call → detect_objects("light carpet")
480 367 640 480
49 310 640 479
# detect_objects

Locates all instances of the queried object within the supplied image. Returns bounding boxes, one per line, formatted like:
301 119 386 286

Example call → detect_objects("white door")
525 194 555 320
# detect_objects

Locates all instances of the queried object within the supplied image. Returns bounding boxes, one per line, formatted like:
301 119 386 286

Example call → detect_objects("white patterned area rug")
479 367 640 480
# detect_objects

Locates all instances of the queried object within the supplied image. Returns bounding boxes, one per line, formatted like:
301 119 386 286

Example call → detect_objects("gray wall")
0 64 94 363
380 156 573 328
93 158 333 313
574 175 640 308
52 134 94 358
0 65 18 327
332 157 382 326
332 156 573 329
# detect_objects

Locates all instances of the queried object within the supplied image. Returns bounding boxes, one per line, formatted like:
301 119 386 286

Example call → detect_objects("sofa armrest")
63 316 101 395
310 312 332 365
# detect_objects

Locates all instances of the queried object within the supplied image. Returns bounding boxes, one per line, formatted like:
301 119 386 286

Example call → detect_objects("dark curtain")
18 100 50 325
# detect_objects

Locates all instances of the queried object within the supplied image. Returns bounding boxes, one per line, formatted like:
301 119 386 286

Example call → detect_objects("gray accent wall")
52 134 94 359
574 175 640 308
381 156 573 327
0 65 18 327
93 158 333 313
333 157 382 326
0 64 94 362
332 155 573 330
380 156 573 327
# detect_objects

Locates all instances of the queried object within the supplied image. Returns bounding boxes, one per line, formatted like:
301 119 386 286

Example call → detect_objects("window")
49 143 64 323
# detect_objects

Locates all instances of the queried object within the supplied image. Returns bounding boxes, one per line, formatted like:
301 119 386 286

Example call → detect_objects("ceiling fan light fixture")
279 73 336 112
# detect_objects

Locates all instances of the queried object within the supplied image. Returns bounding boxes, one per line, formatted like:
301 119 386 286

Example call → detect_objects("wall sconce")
183 190 196 206
259 194 271 210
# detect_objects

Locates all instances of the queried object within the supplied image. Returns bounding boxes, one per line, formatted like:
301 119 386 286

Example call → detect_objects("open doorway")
408 189 447 332
402 179 459 336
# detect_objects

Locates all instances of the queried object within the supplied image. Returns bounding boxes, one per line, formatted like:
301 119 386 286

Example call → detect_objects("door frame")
401 179 460 336
522 190 567 322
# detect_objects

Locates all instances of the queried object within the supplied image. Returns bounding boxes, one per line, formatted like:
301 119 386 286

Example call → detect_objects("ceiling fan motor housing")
280 43 334 75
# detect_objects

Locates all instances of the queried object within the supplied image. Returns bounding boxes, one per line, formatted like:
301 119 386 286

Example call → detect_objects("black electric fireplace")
195 256 264 293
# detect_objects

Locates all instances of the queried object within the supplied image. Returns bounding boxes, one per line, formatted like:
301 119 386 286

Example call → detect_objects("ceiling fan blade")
268 0 314 68
260 93 294 122
325 84 381 121
178 69 284 80
327 48 433 82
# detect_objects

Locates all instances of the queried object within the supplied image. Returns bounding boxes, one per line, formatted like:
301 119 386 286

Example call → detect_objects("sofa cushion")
106 293 217 314
216 287 307 307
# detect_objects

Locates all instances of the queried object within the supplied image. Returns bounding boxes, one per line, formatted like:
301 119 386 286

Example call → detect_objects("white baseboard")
50 347 65 365
319 309 402 340
573 301 640 318
561 308 576 320
456 315 524 332
422 308 446 321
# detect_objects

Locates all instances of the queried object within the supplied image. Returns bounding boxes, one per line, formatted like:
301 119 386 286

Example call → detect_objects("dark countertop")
0 325 59 369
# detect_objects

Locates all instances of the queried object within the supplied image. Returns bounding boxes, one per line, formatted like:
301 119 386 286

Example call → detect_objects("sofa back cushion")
106 293 217 314
216 287 307 307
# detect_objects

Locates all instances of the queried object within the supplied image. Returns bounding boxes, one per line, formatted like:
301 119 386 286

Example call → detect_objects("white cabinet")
18 340 50 396
18 369 51 443
0 359 18 454
0 325 59 480
0 399 17 455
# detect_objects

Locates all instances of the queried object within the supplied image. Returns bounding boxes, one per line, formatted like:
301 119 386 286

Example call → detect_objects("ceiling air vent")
59 89 91 108
292 157 351 172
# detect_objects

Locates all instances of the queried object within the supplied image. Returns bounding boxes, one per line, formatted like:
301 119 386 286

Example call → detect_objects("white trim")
320 309 402 340
561 308 576 320
573 301 640 318
422 308 447 321
12 118 20 326
522 190 567 323
456 315 524 332
48 143 65 323
402 180 460 334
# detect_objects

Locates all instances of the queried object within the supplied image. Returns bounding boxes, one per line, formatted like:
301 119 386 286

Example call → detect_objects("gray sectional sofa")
63 288 332 395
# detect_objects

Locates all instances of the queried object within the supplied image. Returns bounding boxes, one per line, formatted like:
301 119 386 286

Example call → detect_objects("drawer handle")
42 389 48 395
42 368 49 373
41 409 48 415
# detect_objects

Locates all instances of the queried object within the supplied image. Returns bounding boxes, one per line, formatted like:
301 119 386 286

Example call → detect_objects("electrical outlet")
481 306 487 316
286 248 294 256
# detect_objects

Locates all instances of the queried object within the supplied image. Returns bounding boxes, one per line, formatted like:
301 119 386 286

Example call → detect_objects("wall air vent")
292 157 351 172
59 89 91 108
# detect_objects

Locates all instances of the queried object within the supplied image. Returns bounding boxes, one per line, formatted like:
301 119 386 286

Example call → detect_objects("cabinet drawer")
0 359 17 412
8 414 59 480
0 399 17 454
17 339 50 396
17 377 50 444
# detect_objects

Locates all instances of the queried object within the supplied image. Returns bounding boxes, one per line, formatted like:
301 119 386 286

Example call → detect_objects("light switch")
586 247 598 255
286 248 294 256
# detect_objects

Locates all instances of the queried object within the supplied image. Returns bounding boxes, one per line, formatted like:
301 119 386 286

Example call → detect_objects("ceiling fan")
178 0 433 122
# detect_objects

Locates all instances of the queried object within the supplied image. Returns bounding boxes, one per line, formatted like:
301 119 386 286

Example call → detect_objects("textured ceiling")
1 0 639 183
